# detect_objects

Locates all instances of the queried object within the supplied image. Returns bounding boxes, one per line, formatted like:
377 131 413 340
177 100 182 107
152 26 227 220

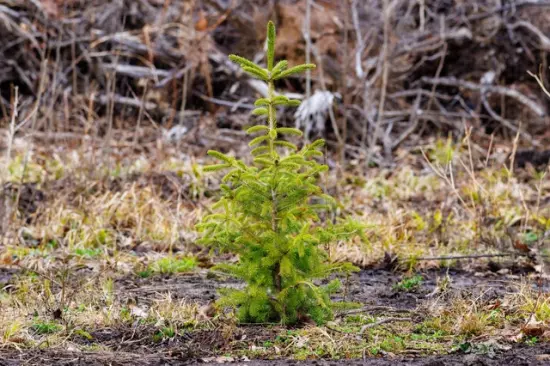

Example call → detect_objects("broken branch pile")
1 0 550 158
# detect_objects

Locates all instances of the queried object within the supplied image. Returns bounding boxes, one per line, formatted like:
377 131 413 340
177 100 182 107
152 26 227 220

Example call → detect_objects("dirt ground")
0 344 549 366
1 268 547 366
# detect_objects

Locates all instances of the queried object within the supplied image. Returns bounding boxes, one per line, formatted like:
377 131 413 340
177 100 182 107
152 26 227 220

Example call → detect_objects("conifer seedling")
196 21 363 325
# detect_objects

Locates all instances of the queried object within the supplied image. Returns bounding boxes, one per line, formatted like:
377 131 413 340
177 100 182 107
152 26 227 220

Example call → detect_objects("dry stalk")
420 148 475 217
366 0 396 166
6 87 19 162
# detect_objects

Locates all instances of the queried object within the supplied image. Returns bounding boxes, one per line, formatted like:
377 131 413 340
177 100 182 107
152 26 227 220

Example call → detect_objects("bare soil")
0 343 549 366
1 268 545 365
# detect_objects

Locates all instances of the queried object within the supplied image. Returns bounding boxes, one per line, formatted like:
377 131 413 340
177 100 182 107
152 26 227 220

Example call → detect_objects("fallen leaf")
0 253 16 265
201 356 235 363
295 335 308 348
40 0 58 17
197 303 215 320
250 345 266 352
66 344 81 352
7 336 27 344
522 316 547 337
509 332 524 343
513 240 530 253
195 11 208 32
485 300 501 310
497 268 510 275
130 305 148 318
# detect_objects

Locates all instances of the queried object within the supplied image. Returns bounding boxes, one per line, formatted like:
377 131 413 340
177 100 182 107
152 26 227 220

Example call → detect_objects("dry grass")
0 133 548 358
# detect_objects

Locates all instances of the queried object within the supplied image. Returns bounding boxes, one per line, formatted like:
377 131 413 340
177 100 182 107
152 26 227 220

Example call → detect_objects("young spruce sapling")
196 21 363 325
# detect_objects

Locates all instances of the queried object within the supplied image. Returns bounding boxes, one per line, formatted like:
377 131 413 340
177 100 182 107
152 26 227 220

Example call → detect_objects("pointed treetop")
267 21 276 71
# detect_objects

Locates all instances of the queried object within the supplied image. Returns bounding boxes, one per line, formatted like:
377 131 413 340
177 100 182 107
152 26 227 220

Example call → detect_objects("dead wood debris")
0 0 550 160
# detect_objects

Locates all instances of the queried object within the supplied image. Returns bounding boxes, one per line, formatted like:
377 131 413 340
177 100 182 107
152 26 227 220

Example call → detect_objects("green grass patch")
74 247 103 258
393 275 423 292
32 320 61 335
153 326 176 342
149 256 197 275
